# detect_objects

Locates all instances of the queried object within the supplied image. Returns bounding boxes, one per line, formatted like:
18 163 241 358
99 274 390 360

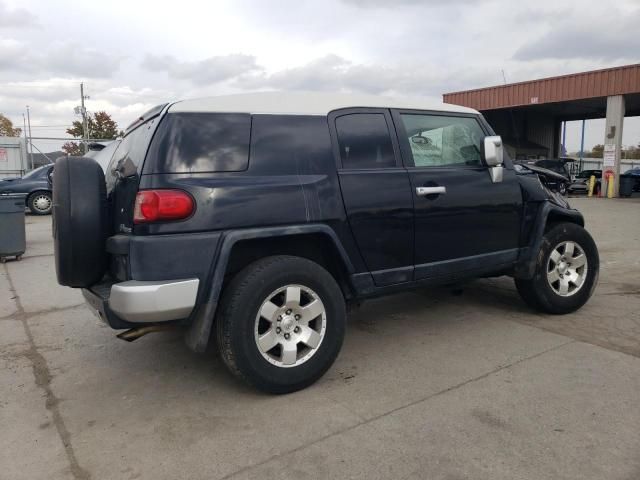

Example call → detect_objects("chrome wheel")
31 193 52 213
546 241 588 297
254 284 327 368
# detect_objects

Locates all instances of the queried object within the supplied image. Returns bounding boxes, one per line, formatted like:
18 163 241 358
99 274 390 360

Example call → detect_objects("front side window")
400 114 484 168
335 113 396 169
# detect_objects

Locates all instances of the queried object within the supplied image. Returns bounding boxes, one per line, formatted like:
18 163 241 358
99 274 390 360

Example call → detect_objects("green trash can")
619 174 634 198
0 193 26 262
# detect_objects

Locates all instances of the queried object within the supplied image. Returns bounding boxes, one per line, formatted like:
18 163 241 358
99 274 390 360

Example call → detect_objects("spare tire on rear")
53 156 108 287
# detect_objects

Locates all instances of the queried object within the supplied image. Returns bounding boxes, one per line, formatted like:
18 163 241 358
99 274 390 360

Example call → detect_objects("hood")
515 163 569 182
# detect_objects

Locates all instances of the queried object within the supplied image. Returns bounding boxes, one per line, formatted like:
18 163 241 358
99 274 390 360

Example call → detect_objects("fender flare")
514 202 584 279
184 224 355 352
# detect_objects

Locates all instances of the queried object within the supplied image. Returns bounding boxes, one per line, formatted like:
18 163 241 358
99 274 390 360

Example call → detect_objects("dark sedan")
0 164 54 214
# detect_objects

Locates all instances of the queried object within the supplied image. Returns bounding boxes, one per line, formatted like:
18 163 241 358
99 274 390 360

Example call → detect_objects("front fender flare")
514 202 584 279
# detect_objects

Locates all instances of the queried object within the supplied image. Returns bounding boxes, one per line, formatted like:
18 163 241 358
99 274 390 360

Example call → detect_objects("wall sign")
603 144 616 167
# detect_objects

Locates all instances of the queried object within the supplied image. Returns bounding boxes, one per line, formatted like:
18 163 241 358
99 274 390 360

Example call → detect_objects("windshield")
22 165 48 179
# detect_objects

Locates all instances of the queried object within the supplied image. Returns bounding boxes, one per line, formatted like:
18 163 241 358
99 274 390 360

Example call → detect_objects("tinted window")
250 115 333 175
400 114 484 167
335 113 395 169
145 113 250 173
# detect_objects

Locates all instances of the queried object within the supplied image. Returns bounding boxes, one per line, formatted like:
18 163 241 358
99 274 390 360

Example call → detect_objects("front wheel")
28 191 52 215
217 255 346 394
515 223 599 314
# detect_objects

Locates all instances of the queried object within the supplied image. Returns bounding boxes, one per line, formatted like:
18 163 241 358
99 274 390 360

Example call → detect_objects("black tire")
53 156 109 288
217 255 346 394
515 223 599 314
27 190 52 215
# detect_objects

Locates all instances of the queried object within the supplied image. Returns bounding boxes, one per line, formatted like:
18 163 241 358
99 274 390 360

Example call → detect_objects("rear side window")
250 115 334 175
145 113 250 173
335 113 396 169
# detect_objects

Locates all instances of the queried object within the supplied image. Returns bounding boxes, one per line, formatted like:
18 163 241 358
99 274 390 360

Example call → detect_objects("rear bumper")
82 278 199 327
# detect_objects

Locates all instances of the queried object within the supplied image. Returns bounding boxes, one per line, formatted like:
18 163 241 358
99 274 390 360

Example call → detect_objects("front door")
392 110 522 280
330 109 414 286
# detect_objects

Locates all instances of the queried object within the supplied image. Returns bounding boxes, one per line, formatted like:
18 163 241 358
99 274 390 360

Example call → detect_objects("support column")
603 95 625 197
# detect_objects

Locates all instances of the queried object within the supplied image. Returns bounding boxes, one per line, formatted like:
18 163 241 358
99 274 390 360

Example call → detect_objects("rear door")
392 110 521 280
330 109 414 286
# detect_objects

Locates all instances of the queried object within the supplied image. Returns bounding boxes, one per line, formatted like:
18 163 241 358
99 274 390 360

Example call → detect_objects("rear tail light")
133 189 194 224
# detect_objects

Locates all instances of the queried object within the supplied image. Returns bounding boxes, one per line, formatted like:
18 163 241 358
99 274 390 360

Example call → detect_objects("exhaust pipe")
116 325 177 342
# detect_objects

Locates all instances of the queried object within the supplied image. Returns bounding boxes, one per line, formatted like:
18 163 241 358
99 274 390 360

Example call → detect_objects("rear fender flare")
184 224 354 352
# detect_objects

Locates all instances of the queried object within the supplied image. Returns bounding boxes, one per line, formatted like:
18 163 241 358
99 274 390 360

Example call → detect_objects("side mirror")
484 136 503 167
484 136 504 183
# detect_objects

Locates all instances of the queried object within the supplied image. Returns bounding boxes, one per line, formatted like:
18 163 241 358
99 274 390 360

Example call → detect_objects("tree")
590 144 604 158
0 114 22 137
623 143 640 160
62 111 121 155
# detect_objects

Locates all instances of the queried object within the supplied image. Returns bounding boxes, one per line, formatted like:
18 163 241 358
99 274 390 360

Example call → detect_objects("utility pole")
80 82 89 154
22 114 28 175
26 105 34 170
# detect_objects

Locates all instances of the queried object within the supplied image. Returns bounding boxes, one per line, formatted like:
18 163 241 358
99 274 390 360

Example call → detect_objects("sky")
1 0 639 154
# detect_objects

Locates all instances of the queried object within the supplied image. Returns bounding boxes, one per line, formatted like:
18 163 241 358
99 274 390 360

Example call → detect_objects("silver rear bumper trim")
109 279 199 323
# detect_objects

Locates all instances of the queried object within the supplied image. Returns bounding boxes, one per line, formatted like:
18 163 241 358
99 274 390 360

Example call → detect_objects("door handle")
416 186 446 196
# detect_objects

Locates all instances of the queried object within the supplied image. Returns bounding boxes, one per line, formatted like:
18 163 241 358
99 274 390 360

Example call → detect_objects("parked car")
569 169 602 194
0 164 54 214
52 93 600 393
623 167 640 192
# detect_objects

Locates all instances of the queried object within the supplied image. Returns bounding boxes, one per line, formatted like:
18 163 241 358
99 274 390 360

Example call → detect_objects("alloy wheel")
546 240 588 297
254 284 327 368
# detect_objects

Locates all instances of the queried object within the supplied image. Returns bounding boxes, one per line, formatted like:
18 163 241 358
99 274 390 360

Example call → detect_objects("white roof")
168 92 478 116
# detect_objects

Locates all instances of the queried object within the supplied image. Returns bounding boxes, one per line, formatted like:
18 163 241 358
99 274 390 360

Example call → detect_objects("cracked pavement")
1 197 639 480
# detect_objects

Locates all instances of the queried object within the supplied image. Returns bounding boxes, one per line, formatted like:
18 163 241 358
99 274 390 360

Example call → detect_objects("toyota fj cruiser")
53 93 599 393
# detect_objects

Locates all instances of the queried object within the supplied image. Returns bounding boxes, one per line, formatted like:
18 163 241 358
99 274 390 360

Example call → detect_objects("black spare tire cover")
53 156 108 287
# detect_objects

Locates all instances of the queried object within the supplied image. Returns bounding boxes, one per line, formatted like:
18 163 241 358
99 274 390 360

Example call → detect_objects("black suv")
53 93 599 393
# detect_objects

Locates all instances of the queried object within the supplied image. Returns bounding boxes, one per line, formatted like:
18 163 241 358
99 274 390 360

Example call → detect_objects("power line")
28 125 73 128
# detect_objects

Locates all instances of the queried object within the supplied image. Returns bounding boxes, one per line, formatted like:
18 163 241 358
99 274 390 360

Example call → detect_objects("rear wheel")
217 255 346 394
515 223 599 314
28 191 52 215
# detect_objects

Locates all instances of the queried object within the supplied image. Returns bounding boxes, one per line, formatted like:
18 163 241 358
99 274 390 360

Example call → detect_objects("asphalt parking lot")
1 197 639 480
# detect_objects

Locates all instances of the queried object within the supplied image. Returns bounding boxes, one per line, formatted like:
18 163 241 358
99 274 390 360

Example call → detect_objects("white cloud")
141 53 262 84
1 0 639 152
0 40 123 78
0 1 38 28
513 11 640 61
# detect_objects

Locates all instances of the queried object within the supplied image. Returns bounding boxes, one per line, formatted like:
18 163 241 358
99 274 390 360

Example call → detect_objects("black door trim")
414 248 519 280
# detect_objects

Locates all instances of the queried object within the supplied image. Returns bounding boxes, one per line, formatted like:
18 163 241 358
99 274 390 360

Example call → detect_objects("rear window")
144 113 251 173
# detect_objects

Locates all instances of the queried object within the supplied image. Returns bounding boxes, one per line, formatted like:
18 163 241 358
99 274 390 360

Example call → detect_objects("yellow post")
588 175 596 197
607 174 615 198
